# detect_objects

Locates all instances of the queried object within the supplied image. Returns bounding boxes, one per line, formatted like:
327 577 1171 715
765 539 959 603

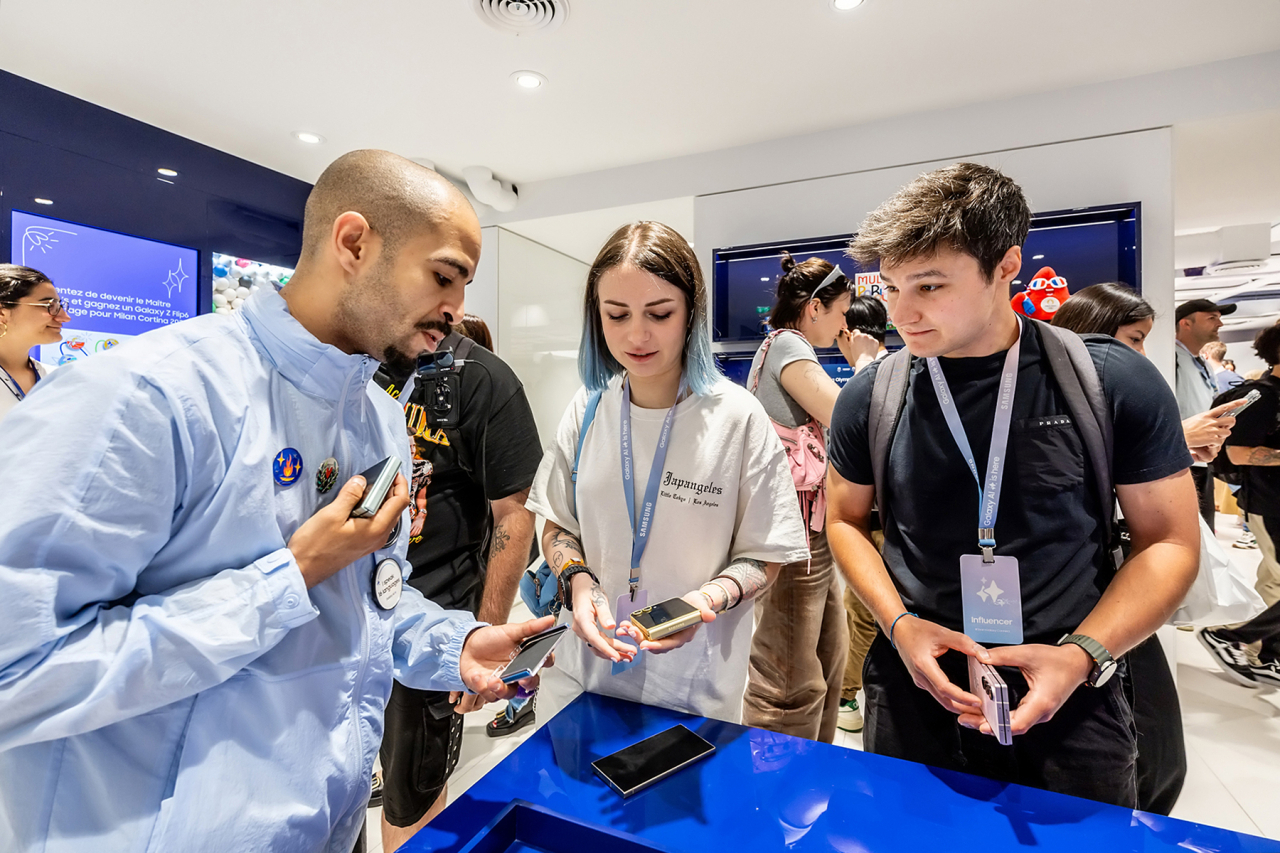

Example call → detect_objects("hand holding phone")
968 656 1012 746
619 595 715 654
495 624 568 683
1216 389 1261 418
287 471 409 589
351 457 401 518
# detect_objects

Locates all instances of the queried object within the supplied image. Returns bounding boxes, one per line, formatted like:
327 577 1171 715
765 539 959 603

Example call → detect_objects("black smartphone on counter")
592 725 715 798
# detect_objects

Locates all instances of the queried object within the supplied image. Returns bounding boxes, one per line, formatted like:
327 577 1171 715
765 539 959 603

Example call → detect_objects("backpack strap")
1036 321 1115 542
570 389 604 517
868 348 913 529
451 336 477 363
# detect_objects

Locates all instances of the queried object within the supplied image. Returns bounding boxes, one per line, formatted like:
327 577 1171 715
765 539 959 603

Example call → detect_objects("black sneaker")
486 696 536 738
1197 628 1259 688
1251 659 1280 689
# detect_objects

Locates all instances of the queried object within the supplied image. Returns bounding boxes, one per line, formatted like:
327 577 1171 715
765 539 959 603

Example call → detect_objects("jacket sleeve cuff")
253 547 318 630
442 621 488 690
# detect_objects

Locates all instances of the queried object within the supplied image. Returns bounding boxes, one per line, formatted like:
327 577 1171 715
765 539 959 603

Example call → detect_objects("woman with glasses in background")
0 264 70 421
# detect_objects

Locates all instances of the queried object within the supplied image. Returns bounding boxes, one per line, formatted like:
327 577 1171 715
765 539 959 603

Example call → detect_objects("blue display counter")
404 692 1280 853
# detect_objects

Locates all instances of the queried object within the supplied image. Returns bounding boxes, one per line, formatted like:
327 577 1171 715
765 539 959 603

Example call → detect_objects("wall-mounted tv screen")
11 210 200 365
711 203 1140 344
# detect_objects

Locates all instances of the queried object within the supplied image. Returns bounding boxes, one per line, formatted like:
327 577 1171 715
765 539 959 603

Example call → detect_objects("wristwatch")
1057 633 1117 687
558 561 598 611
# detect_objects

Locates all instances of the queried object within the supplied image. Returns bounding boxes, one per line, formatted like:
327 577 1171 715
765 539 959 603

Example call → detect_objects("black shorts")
379 682 464 827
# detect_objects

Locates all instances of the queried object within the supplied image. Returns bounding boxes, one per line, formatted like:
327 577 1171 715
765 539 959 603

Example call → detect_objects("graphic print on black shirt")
375 332 541 613
828 323 1191 644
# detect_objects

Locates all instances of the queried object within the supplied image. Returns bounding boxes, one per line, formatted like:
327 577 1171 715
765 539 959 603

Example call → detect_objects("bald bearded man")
0 151 553 852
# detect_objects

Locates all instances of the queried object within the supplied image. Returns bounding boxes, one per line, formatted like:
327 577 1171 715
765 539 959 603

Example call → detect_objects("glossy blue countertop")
404 692 1280 853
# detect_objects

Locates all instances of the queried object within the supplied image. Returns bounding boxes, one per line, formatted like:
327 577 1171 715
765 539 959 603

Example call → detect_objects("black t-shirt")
1223 374 1280 515
375 333 542 613
828 324 1191 644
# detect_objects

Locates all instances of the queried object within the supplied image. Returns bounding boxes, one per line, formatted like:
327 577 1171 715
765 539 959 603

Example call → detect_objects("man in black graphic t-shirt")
374 326 541 851
825 163 1198 807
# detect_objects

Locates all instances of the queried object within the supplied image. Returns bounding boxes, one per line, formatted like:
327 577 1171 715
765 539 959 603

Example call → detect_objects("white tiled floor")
371 522 1280 849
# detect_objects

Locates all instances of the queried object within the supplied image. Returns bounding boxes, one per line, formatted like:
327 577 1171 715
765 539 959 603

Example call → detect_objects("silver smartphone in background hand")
350 456 401 518
1218 388 1261 418
968 655 1012 746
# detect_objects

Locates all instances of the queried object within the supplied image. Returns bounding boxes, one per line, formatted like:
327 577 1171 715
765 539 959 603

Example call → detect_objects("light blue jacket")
0 287 481 852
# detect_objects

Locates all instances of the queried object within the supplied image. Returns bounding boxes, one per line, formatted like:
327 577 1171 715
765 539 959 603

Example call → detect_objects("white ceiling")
1174 109 1280 235
4 0 1280 187
500 196 694 265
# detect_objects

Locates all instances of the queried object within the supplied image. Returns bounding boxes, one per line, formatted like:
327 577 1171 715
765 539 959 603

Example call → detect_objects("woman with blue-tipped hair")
527 221 809 723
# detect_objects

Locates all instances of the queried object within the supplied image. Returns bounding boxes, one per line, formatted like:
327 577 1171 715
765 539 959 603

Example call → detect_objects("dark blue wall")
0 70 311 316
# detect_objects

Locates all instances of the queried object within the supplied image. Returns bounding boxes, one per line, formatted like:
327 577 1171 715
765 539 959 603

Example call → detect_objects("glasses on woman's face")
8 299 68 318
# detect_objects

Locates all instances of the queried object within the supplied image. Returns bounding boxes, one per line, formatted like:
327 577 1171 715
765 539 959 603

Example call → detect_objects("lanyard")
925 318 1021 563
620 378 679 600
0 359 37 401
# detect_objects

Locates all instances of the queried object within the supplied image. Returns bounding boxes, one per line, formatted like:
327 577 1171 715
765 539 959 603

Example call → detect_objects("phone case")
351 456 400 519
968 656 1012 746
630 598 703 641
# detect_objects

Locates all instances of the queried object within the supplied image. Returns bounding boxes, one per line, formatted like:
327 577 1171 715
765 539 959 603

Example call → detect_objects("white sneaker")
837 698 863 732
1234 532 1258 550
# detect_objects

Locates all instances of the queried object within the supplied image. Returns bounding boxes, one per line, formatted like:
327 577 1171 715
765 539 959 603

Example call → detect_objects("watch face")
1094 659 1118 688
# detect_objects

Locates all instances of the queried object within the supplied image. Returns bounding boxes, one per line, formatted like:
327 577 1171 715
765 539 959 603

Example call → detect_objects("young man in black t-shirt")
375 325 542 852
1202 324 1280 688
825 163 1199 806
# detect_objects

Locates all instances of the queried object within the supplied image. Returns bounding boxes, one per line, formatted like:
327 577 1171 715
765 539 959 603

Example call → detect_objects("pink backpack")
750 330 827 536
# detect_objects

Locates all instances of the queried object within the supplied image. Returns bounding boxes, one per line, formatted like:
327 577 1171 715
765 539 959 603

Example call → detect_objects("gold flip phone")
630 597 703 641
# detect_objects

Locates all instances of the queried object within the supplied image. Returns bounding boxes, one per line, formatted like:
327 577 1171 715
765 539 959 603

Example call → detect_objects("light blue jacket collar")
241 286 380 401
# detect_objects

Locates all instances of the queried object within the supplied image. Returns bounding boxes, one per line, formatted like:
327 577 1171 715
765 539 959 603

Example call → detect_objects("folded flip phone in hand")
496 625 568 683
968 656 1012 746
351 456 401 519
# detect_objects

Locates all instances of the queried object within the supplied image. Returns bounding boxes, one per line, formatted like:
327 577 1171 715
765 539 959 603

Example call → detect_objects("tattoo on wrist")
589 582 609 611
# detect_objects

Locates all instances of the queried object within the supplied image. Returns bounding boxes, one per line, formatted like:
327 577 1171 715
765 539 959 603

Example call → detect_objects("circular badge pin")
316 457 339 494
273 448 304 487
373 558 403 610
385 516 402 549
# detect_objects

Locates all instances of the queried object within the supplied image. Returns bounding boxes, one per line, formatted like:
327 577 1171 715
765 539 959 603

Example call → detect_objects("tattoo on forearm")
1245 446 1280 466
490 525 511 556
716 558 769 606
548 527 585 574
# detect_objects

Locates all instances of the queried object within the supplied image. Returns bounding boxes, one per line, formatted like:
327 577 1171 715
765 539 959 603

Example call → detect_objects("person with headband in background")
0 264 70 421
740 254 869 743
526 221 808 724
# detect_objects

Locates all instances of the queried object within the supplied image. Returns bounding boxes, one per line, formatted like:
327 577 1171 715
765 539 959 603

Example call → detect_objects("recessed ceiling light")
832 0 865 9
1032 254 1045 260
511 70 546 90
34 198 53 205
293 131 325 144
157 167 178 177
761 277 771 282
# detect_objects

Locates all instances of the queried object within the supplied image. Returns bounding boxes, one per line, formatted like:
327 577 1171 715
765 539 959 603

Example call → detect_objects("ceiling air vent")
473 0 569 34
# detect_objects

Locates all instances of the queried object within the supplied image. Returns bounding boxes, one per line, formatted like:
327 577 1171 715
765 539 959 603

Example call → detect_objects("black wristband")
711 573 745 610
558 562 598 611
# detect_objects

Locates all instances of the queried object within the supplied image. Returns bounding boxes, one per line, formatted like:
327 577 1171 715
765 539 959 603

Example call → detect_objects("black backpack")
868 320 1121 569
1208 378 1271 487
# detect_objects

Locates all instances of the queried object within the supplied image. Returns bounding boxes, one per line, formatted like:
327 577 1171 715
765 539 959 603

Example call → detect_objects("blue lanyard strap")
925 319 1021 562
620 378 679 599
0 359 37 401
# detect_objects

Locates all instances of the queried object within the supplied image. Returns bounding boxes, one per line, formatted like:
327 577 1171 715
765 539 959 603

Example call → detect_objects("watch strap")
558 561 597 611
1057 633 1115 687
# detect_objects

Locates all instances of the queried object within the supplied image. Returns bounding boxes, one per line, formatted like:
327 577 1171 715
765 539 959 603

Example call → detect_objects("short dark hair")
848 162 1031 281
1254 325 1280 366
1050 283 1154 338
0 264 52 305
844 295 888 343
579 222 719 396
768 252 851 330
300 149 470 260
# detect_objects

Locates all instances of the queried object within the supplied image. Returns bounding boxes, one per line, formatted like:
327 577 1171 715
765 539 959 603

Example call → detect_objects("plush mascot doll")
1011 266 1070 321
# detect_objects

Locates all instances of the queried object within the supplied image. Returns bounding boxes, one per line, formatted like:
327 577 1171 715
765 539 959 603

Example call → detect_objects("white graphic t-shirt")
527 376 809 723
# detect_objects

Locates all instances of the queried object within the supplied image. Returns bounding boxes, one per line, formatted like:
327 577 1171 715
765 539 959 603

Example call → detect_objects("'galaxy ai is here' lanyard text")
620 378 678 601
925 318 1022 562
